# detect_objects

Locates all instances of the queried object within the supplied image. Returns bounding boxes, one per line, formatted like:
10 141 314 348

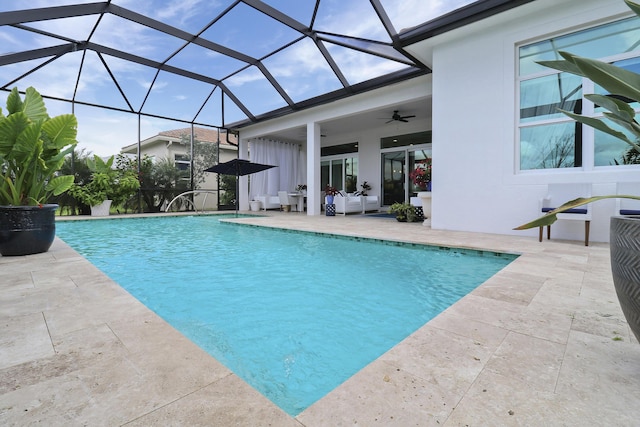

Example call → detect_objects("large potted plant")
515 0 640 342
68 154 140 216
0 87 77 256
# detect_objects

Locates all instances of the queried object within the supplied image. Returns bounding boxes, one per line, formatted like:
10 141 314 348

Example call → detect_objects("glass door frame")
321 155 359 193
380 143 431 206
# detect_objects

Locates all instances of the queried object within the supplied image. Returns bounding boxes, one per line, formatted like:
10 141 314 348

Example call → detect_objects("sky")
0 0 476 156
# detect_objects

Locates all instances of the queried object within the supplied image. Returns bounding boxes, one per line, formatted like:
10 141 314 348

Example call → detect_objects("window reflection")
518 14 640 170
520 122 579 170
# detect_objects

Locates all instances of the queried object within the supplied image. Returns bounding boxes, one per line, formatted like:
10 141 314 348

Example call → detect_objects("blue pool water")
56 215 516 416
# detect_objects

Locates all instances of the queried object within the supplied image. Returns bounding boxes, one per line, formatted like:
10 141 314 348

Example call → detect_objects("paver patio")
1 212 639 426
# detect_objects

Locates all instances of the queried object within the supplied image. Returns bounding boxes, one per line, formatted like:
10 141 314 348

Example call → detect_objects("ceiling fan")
385 110 416 123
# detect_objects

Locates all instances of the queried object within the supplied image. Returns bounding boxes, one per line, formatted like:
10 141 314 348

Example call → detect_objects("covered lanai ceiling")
0 0 532 132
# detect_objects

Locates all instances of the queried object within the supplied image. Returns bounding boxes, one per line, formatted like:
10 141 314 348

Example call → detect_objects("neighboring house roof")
157 127 225 143
121 127 237 154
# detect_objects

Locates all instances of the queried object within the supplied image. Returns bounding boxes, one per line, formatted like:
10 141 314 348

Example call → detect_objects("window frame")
516 16 640 173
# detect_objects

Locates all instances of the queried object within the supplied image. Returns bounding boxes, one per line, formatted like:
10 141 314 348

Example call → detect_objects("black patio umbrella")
204 158 277 216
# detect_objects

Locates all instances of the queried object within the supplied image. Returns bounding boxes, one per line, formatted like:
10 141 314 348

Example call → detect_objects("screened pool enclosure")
0 0 533 213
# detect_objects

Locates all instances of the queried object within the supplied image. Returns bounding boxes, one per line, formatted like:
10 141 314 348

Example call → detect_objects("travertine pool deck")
1 211 639 426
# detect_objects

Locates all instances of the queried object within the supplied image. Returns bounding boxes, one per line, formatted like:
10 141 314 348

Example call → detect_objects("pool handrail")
165 190 219 213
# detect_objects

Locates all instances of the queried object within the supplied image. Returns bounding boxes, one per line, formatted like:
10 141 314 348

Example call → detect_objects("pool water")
56 215 516 416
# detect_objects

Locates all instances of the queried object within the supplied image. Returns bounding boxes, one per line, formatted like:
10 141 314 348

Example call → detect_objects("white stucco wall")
430 0 635 243
237 0 640 243
239 76 432 209
321 112 431 201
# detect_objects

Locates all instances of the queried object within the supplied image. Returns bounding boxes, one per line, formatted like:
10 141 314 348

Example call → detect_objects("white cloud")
153 0 211 26
225 67 264 87
381 0 477 32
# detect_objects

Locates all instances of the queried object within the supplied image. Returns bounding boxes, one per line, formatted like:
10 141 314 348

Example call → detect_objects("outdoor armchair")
255 195 281 210
361 195 379 213
335 195 362 215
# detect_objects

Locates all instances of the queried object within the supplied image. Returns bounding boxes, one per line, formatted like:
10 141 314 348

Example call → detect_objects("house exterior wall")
320 110 430 201
239 75 431 208
138 142 168 160
430 0 634 242
239 0 638 243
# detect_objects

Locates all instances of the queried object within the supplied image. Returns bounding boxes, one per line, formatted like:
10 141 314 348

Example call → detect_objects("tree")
54 149 93 215
220 174 236 206
133 155 189 212
178 132 219 189
539 134 575 169
618 145 640 165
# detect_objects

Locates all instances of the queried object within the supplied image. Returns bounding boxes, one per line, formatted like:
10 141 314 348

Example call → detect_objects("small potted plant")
0 87 78 256
389 202 418 222
68 154 140 216
356 181 372 196
324 184 340 204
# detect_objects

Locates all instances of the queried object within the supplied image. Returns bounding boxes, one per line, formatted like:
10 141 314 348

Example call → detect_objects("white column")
306 122 321 215
238 136 249 211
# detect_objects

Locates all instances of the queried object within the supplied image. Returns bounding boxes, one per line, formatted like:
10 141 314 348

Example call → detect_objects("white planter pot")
418 192 432 226
91 200 112 217
250 200 261 211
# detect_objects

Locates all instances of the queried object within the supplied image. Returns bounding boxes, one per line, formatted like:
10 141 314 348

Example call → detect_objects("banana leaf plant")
0 87 77 206
515 0 640 231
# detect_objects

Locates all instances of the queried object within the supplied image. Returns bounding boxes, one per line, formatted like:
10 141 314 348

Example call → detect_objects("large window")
518 16 640 170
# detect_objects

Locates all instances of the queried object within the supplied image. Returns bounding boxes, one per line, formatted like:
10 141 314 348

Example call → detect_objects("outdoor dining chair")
539 183 592 246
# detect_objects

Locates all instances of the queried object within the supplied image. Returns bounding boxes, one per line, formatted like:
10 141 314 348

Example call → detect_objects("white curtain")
249 138 305 199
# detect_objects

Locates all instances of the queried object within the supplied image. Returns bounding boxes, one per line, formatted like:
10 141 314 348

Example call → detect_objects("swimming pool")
56 215 516 416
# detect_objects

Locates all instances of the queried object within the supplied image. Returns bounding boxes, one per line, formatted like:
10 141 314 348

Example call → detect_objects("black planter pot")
610 216 640 342
0 204 58 256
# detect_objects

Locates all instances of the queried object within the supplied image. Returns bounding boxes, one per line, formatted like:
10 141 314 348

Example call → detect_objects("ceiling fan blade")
399 119 409 122
401 115 416 119
385 119 394 124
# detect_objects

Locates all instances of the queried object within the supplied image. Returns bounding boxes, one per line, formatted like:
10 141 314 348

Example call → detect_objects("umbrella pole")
235 175 239 217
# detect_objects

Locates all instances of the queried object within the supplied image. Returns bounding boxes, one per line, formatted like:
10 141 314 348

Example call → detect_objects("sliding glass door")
381 144 431 206
380 131 432 206
381 151 405 205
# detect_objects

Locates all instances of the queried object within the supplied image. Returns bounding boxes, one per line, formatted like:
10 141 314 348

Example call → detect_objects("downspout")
190 124 195 193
